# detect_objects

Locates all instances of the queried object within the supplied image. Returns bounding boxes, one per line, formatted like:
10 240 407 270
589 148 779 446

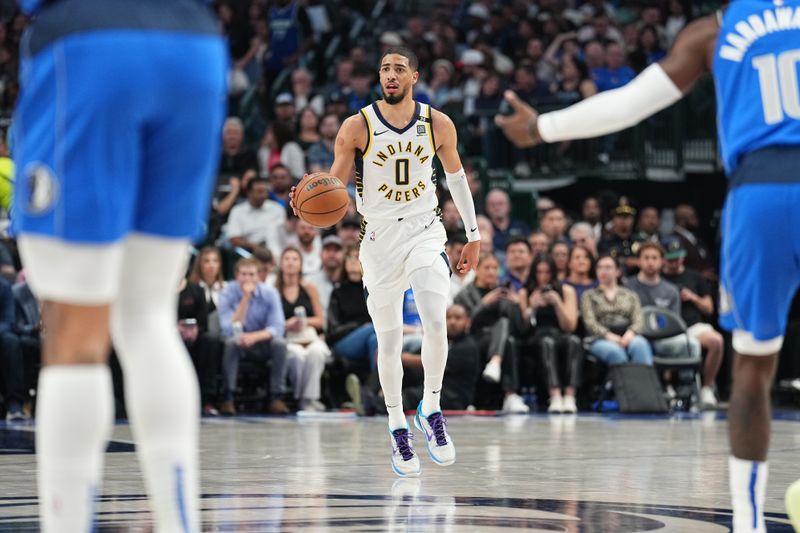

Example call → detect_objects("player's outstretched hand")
495 90 540 148
458 241 480 273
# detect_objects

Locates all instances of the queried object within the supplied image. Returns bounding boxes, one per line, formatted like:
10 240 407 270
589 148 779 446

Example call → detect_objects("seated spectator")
500 237 532 292
307 113 339 173
275 247 330 412
273 92 297 125
672 204 715 282
593 42 635 92
581 255 653 366
441 198 463 238
454 252 528 413
623 243 701 361
289 219 321 275
550 241 570 281
528 231 551 257
580 196 604 240
296 107 321 151
485 189 530 254
519 255 582 413
635 206 661 245
226 177 286 259
12 281 41 403
290 68 325 117
218 258 289 415
219 117 258 177
402 304 481 411
598 205 640 272
189 246 227 313
446 234 475 304
177 278 218 416
327 246 377 368
0 277 27 421
563 245 599 304
252 246 276 286
568 222 598 258
662 239 724 409
337 216 362 249
539 206 569 244
307 235 344 318
267 163 294 209
258 121 305 180
628 24 666 73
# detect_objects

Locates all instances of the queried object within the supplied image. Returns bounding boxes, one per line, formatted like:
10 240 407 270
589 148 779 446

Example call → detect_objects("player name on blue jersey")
719 5 800 62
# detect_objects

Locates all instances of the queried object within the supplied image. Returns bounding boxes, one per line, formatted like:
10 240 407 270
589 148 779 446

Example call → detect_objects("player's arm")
496 15 718 147
328 114 365 185
432 109 480 273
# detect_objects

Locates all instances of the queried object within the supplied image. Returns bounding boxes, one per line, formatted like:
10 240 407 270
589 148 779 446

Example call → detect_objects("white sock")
375 327 406 430
37 365 114 533
729 455 768 533
111 235 200 533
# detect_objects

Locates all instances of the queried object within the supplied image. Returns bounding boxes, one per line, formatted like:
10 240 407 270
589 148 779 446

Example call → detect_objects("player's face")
639 249 663 276
280 250 302 276
446 306 470 338
380 54 418 105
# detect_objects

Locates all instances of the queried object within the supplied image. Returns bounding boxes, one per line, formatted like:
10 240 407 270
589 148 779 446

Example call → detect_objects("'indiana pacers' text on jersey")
713 0 800 175
354 102 438 220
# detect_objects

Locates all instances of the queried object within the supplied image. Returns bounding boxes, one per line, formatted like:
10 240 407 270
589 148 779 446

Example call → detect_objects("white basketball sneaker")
389 427 421 477
414 402 456 466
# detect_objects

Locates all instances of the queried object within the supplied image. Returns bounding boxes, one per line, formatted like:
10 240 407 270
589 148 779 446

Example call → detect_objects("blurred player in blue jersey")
497 2 800 532
14 0 226 531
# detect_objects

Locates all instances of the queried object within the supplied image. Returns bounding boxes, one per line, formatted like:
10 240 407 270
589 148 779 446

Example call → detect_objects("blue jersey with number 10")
713 0 800 175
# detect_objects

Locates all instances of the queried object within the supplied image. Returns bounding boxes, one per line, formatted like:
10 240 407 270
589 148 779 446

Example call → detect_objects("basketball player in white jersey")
293 47 480 476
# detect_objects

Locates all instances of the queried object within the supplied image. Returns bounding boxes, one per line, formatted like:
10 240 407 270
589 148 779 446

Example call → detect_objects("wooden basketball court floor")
0 411 799 531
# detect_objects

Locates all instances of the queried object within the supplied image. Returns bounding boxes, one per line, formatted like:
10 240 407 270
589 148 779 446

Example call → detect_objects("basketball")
294 172 349 228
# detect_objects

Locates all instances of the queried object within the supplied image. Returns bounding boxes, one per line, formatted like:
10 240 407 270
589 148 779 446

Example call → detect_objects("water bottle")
294 306 307 329
232 321 244 342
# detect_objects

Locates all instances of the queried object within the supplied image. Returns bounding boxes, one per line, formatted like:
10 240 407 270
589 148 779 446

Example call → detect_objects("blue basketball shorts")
719 183 800 352
13 29 227 243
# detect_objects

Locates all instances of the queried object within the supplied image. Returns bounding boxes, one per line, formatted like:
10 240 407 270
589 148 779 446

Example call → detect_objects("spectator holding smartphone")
454 252 528 413
518 254 582 413
177 278 218 416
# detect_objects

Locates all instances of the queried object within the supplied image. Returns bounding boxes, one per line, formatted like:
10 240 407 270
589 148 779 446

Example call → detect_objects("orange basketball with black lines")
294 172 349 228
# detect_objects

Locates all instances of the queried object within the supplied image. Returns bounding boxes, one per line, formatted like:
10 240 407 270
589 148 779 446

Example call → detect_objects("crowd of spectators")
0 0 735 419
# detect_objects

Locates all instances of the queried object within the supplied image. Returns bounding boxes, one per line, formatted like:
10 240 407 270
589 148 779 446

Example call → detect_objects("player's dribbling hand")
494 90 540 148
458 241 480 273
289 184 299 216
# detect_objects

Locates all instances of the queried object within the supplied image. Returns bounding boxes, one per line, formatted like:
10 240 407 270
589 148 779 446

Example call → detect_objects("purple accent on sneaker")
426 413 448 447
392 429 415 461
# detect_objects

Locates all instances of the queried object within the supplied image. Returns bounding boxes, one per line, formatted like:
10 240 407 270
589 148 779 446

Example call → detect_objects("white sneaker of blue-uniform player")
414 402 456 466
389 427 421 477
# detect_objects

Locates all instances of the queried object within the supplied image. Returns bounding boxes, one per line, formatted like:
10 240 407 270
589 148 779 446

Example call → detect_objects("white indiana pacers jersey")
354 101 438 220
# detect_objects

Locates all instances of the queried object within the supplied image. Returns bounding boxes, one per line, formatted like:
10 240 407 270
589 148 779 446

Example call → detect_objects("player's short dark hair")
381 46 419 71
637 241 665 258
505 235 532 253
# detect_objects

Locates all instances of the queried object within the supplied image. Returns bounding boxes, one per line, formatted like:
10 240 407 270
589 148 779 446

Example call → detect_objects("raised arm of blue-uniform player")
496 14 720 148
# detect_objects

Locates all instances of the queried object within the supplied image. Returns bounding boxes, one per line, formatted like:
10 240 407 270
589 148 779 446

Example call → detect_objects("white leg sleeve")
409 269 449 416
110 234 200 533
37 365 114 533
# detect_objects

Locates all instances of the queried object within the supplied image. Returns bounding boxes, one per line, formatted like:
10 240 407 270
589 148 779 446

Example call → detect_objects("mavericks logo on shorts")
23 163 59 215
